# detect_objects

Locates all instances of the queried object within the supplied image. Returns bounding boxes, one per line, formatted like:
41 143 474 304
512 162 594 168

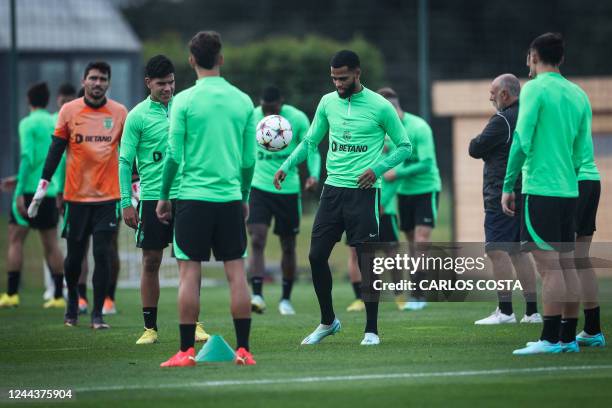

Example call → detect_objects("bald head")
490 73 520 110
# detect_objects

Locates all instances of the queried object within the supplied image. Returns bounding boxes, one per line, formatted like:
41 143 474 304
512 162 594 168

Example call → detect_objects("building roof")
0 0 140 52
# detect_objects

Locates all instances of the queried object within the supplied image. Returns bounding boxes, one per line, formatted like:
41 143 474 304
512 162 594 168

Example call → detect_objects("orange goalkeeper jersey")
54 97 127 203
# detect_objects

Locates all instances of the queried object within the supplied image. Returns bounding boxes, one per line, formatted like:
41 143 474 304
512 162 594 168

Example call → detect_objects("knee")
574 256 592 271
92 232 113 260
414 227 431 243
143 252 162 273
280 237 296 256
250 232 266 252
92 244 108 263
8 233 25 251
309 247 326 267
42 240 60 258
488 250 509 266
64 254 80 279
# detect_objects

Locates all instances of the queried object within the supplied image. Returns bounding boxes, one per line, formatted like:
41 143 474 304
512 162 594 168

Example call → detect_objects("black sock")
143 307 158 330
526 302 538 316
281 278 293 300
560 318 578 343
233 318 251 351
583 306 601 335
53 274 64 299
412 271 426 298
352 282 362 300
365 301 379 334
78 283 87 301
540 315 561 343
497 291 513 315
251 277 263 297
179 324 196 351
7 271 20 296
524 292 537 315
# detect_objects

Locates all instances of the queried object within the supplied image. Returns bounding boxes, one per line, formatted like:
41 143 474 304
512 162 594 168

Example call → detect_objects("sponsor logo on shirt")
331 141 368 153
75 134 113 143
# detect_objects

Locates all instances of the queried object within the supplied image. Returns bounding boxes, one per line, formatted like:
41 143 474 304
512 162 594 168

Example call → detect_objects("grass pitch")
1 282 611 407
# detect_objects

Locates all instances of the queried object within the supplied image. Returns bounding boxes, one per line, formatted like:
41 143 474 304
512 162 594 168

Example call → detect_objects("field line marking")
75 364 612 392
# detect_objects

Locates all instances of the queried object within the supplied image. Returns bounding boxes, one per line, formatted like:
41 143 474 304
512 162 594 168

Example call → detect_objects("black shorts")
484 199 522 253
62 201 120 241
135 200 174 250
9 194 58 230
247 187 300 236
575 180 600 237
379 214 399 243
312 185 380 247
398 192 439 232
174 200 246 262
521 194 576 253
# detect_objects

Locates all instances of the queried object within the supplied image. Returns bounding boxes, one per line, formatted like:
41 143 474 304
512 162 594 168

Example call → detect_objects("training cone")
195 335 236 363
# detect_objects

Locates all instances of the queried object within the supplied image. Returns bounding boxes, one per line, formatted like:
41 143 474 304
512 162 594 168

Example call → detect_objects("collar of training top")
195 76 225 85
84 96 107 109
149 95 172 110
337 85 367 102
501 100 518 111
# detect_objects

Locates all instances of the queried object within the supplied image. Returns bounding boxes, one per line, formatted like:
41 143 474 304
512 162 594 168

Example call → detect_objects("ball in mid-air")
256 115 293 152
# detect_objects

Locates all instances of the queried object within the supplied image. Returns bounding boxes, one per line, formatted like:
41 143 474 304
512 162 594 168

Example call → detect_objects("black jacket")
468 101 521 211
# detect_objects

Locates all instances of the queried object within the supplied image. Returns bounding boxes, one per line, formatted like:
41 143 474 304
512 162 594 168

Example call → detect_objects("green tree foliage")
143 33 385 116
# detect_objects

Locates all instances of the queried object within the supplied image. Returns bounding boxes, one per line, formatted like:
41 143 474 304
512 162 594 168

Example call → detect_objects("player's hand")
156 199 172 225
0 176 17 192
304 176 318 191
56 193 65 216
123 206 140 230
383 169 397 182
273 169 286 190
357 169 376 189
242 201 250 222
17 195 27 218
27 179 49 218
501 192 516 217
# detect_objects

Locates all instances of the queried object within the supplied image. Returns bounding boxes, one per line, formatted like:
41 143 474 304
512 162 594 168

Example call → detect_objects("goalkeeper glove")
131 180 140 208
27 179 49 218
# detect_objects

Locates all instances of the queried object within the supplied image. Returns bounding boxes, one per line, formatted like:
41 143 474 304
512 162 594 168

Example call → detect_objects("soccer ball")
256 115 293 152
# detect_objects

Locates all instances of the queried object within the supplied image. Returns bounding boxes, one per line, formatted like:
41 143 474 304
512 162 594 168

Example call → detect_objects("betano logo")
331 141 368 153
75 134 112 144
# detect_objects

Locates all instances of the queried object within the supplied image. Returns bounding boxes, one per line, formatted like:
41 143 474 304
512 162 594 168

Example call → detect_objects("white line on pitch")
74 364 612 393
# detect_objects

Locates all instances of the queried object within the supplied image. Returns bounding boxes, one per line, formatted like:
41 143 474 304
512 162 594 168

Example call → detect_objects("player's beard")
337 79 357 99
89 86 106 100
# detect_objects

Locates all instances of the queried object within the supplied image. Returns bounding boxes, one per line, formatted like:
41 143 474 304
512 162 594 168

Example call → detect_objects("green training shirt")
119 96 180 208
380 139 399 215
575 91 600 182
15 109 57 197
503 72 591 197
395 112 441 195
280 87 412 189
252 104 320 194
160 76 256 202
